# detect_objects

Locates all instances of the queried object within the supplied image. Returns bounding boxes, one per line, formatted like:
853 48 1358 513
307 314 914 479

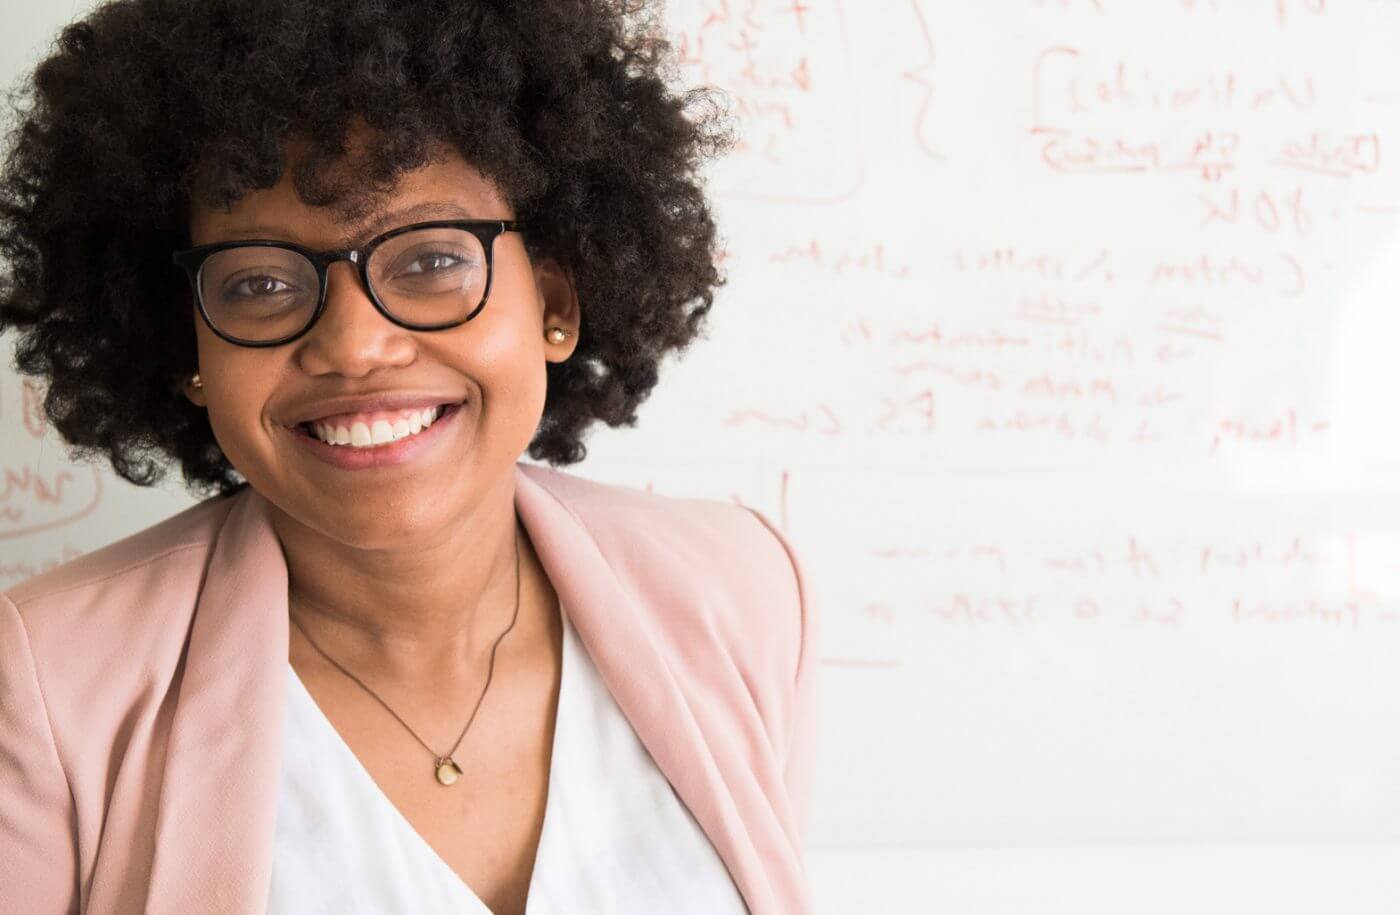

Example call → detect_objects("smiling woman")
0 2 821 914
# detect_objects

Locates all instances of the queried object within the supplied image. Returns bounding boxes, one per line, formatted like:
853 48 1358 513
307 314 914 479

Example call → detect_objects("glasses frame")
171 218 523 348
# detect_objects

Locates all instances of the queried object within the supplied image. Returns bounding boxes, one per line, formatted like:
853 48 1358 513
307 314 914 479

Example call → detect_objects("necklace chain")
287 527 523 785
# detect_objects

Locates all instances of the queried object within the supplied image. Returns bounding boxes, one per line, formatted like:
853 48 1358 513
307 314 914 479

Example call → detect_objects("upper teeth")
310 406 444 447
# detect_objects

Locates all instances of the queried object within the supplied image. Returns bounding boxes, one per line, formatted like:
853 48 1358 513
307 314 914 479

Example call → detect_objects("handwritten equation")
663 0 1398 472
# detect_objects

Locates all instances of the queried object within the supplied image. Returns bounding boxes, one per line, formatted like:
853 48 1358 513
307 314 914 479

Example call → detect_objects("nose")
293 260 416 378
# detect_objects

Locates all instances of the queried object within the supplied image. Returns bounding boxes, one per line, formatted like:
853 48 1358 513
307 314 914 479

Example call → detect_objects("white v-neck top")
266 599 750 914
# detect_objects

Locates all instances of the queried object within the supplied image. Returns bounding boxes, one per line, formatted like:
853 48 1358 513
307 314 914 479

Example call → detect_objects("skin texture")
183 131 576 912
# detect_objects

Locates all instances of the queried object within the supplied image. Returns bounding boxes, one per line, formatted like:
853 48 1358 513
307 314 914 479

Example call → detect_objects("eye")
401 250 466 275
227 275 297 298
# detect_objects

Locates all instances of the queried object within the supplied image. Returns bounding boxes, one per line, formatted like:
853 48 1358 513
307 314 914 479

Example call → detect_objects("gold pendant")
435 757 463 786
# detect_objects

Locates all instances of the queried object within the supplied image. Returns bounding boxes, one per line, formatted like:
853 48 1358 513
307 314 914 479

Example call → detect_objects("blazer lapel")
144 464 771 914
144 486 289 915
513 464 774 914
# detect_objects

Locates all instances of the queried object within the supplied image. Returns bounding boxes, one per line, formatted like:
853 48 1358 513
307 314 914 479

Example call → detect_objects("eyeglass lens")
197 226 489 342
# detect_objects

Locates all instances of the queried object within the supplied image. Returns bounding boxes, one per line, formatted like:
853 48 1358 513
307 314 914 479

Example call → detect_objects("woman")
0 1 820 913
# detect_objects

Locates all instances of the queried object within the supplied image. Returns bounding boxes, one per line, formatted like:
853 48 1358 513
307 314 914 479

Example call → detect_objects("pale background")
4 1 1400 912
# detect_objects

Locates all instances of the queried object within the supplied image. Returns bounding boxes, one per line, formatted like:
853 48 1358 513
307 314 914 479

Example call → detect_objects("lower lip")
283 402 464 471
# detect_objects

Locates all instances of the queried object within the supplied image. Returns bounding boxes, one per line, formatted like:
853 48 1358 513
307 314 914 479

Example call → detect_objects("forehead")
187 142 510 248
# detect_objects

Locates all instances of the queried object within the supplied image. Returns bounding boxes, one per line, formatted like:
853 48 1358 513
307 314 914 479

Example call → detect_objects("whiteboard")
6 1 1400 912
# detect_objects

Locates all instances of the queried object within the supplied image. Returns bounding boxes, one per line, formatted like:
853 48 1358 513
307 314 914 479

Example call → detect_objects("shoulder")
518 461 811 705
0 489 248 905
520 462 822 829
519 462 803 618
2 490 240 638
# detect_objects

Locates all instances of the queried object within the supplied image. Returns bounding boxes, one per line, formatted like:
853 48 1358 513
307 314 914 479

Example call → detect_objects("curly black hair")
0 0 732 496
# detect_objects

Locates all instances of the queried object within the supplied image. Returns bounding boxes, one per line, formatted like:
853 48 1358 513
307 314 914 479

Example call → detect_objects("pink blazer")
0 461 820 914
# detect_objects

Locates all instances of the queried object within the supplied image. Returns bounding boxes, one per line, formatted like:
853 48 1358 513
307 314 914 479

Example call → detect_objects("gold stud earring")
545 327 570 344
190 373 203 389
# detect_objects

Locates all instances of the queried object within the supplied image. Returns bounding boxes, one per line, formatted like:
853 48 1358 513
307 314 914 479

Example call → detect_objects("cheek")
467 321 541 379
446 274 547 392
205 395 263 447
425 312 548 454
198 359 284 463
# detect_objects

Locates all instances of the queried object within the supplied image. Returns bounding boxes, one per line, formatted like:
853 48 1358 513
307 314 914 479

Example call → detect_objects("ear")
181 373 207 408
533 256 580 363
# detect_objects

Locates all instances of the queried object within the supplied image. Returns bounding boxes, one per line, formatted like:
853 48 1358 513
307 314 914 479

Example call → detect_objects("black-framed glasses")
171 218 522 347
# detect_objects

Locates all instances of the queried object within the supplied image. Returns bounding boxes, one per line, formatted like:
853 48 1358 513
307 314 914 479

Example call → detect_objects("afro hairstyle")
0 0 733 495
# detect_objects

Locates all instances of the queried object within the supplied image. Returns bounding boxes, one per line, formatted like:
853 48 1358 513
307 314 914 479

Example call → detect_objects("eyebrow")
214 201 482 248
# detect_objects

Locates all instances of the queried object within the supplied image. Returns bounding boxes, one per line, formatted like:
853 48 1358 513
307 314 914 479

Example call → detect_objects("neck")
271 476 534 690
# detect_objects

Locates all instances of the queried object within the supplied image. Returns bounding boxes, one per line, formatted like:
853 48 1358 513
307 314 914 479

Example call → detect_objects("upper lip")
280 392 465 426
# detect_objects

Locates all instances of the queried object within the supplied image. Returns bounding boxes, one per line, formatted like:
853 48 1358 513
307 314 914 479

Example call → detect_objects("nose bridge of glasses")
319 247 373 297
311 252 404 350
282 245 383 344
318 246 365 271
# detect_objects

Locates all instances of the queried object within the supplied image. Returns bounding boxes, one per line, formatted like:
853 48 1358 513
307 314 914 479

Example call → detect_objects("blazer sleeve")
0 591 80 913
741 506 823 841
